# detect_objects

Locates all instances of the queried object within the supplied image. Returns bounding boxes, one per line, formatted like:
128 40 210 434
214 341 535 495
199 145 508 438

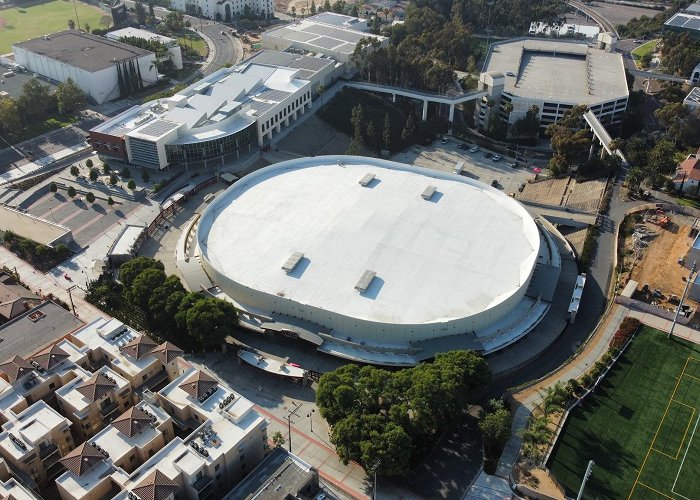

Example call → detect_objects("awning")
260 317 325 346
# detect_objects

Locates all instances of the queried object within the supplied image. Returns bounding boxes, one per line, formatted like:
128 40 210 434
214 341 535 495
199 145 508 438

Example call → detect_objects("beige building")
0 400 72 487
56 366 133 440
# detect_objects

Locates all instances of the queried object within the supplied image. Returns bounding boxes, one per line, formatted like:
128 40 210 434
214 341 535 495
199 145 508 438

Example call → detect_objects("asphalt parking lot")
395 139 538 196
25 191 143 249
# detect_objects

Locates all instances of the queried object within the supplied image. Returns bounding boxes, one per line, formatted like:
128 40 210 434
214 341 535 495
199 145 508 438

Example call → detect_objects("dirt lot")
622 212 700 316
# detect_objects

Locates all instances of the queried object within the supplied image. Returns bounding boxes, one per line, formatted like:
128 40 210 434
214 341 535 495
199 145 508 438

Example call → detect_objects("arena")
197 156 561 365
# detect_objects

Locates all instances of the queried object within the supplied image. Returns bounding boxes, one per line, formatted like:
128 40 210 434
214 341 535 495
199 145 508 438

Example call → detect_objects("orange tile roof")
131 470 179 500
59 443 105 476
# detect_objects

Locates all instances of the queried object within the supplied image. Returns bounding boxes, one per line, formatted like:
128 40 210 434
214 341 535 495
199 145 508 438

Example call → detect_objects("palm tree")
84 23 91 33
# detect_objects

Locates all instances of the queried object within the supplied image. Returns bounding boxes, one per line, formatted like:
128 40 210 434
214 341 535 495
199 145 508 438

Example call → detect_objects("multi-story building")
89 61 313 169
475 37 629 136
106 27 183 70
169 0 273 23
56 366 133 439
0 401 72 487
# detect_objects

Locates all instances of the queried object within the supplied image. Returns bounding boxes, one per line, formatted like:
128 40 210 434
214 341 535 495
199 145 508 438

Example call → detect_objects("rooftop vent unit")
355 270 376 293
358 173 375 187
421 185 437 200
198 385 218 403
282 252 304 273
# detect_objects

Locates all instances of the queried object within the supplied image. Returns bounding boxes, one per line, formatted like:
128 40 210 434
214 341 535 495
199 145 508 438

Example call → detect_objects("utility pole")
67 285 77 316
72 0 81 30
371 459 381 500
669 261 697 339
285 401 302 452
576 460 594 500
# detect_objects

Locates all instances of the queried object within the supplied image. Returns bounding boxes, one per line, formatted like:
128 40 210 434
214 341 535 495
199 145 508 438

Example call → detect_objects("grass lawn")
0 0 108 54
675 197 700 210
178 32 207 57
632 39 660 66
549 326 700 499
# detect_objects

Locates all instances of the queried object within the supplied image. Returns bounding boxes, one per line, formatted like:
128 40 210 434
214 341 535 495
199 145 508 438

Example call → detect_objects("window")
142 374 148 382
215 464 220 471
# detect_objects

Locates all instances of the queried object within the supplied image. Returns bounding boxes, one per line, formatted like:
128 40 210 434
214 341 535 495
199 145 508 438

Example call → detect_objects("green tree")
70 166 79 176
127 179 136 190
359 422 412 476
84 23 91 33
142 171 151 182
148 275 186 330
175 292 205 331
0 98 21 136
49 182 57 193
89 169 98 182
272 431 285 448
86 159 93 169
511 105 540 139
646 139 677 187
102 163 110 174
347 103 364 155
383 113 391 151
123 167 132 178
108 196 115 206
545 104 591 174
18 79 53 122
67 186 76 198
165 11 185 32
85 192 95 204
185 298 239 347
401 113 415 142
68 19 75 30
129 268 167 309
55 78 85 114
366 120 377 150
310 0 316 14
110 174 118 186
119 256 165 288
134 0 146 24
479 400 512 459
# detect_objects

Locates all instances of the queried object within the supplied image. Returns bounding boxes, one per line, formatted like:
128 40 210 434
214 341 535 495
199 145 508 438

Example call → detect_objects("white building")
90 59 313 170
684 86 700 110
197 155 562 365
475 37 629 135
169 0 273 22
106 27 183 70
12 31 158 105
262 13 387 68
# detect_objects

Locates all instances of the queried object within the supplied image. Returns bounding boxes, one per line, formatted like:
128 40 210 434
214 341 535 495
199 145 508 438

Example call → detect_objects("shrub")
102 162 110 174
108 196 115 206
49 182 57 193
580 373 594 388
567 378 581 396
109 174 118 186
123 167 131 178
89 169 98 182
86 192 96 203
153 182 164 193
579 224 600 270
86 159 93 168
609 317 641 349
142 171 151 182
70 166 79 176
67 186 76 198
127 179 136 190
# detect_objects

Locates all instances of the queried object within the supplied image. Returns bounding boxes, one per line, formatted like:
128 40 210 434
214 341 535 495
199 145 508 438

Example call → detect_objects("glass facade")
165 123 256 165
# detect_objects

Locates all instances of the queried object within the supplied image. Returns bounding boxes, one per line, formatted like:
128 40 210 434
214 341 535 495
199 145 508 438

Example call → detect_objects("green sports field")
0 0 108 54
549 327 700 499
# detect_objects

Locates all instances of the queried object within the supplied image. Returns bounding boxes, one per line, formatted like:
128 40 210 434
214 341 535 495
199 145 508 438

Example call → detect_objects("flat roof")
106 27 177 45
264 19 385 55
0 205 70 247
0 301 83 361
198 156 540 325
223 447 317 500
13 30 154 73
109 225 145 257
483 38 628 105
307 11 369 31
685 87 700 105
91 63 308 142
665 12 700 31
246 50 336 80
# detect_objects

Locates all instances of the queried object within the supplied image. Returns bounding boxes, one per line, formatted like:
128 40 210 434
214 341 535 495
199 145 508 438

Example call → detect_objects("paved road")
121 1 242 74
568 0 618 36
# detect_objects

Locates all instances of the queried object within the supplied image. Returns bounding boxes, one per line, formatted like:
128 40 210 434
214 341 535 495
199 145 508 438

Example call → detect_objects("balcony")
193 474 214 498
39 443 58 461
99 400 120 418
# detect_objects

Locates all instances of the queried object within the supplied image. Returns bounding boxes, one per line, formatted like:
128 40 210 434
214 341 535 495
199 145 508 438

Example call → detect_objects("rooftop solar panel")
311 36 345 50
135 119 179 138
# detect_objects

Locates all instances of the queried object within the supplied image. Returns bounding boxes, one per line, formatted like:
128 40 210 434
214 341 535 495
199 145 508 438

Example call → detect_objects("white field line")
671 413 700 500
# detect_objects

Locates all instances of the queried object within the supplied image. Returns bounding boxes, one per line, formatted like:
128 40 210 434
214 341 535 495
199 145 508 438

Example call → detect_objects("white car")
469 146 480 153
441 137 448 144
506 71 516 77
492 155 502 162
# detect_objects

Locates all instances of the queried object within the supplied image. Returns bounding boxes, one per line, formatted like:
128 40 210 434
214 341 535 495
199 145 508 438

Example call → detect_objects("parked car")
492 154 502 162
484 152 493 159
491 179 499 187
441 137 448 144
509 162 518 168
506 71 516 77
469 146 480 153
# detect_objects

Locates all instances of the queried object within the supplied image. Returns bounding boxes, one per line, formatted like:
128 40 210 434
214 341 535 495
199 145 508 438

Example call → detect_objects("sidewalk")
0 245 103 323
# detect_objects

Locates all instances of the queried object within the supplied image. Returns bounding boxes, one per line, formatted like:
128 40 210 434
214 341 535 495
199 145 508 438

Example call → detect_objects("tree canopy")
55 78 85 114
317 350 490 474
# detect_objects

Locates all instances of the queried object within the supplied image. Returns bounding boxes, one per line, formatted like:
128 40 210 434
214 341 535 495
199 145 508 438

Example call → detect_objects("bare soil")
622 215 699 314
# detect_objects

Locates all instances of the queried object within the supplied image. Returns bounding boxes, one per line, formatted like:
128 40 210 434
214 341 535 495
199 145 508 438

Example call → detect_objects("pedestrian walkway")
627 309 700 344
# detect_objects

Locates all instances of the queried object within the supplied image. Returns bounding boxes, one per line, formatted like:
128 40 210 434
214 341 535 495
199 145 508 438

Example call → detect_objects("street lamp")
669 261 697 339
307 408 315 433
371 459 381 500
285 401 302 452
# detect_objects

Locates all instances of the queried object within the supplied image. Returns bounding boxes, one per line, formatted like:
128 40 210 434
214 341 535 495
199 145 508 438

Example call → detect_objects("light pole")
285 401 302 452
576 460 594 500
669 261 697 339
67 285 77 316
307 408 315 433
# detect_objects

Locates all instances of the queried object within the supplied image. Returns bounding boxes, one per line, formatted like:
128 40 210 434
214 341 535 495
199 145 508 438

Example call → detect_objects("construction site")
619 207 700 324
